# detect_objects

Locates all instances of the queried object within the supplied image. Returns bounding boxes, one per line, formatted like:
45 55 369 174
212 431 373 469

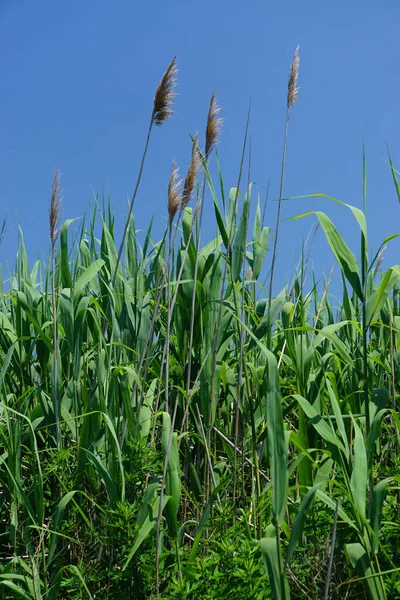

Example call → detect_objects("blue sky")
1 0 399 300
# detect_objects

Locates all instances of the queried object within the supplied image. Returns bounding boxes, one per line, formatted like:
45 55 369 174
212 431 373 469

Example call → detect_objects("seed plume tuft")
181 134 200 210
49 168 62 246
167 160 182 226
374 244 387 276
205 92 223 159
287 45 300 110
152 56 178 126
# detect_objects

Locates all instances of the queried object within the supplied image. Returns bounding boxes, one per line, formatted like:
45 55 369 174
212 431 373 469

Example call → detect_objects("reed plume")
152 57 178 126
49 168 62 449
49 169 62 247
167 160 182 227
287 45 300 109
187 94 223 397
205 92 223 159
181 134 200 211
112 56 177 288
167 133 200 229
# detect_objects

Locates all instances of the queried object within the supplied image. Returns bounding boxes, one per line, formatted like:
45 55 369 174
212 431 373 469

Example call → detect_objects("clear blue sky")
1 0 399 300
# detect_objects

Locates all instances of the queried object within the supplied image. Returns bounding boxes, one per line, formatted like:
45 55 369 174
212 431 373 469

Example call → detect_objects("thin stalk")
361 144 372 510
185 176 207 406
49 169 62 450
196 404 220 504
233 142 252 510
324 500 338 600
389 308 396 407
267 46 299 351
275 517 287 600
186 95 222 421
207 103 251 503
51 245 60 450
164 226 174 414
112 120 153 288
267 112 289 351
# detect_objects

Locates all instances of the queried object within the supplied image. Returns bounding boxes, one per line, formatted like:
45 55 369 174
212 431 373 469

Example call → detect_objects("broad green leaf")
292 211 363 300
350 417 367 520
260 537 290 600
345 543 385 600
48 491 79 564
123 492 170 571
285 484 320 567
370 479 389 554
366 266 400 326
185 482 224 573
266 352 288 526
162 412 181 537
293 394 346 457
74 259 105 300
316 490 357 530
231 184 251 282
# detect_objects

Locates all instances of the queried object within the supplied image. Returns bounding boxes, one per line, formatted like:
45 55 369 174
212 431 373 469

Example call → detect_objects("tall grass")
0 53 400 600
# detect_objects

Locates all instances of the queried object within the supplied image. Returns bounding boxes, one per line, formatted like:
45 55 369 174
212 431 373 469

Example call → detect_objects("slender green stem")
267 110 290 351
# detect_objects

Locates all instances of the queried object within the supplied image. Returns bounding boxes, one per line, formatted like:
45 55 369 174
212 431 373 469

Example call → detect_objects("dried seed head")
374 245 387 276
152 57 178 126
287 46 300 110
205 92 223 159
181 134 200 210
168 160 182 226
49 169 62 247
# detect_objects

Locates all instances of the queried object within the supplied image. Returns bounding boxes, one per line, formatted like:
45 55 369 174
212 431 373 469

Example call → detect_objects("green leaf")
285 484 320 567
162 412 181 537
185 482 224 573
345 543 385 600
231 184 251 282
366 266 400 326
266 352 288 526
292 211 363 300
123 491 170 571
59 219 78 289
48 491 78 564
370 479 389 554
316 490 357 530
252 200 269 280
260 537 290 600
292 394 346 457
74 259 105 300
350 417 367 520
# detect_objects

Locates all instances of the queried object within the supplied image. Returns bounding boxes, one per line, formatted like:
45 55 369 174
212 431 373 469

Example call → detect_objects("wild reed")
49 168 62 449
186 95 222 411
112 56 177 287
267 45 300 350
156 135 200 594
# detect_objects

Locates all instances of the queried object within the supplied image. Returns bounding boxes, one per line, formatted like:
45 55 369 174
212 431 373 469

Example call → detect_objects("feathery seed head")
168 160 182 226
152 56 178 127
374 244 387 276
287 46 300 110
181 134 200 210
205 92 223 159
49 169 62 247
